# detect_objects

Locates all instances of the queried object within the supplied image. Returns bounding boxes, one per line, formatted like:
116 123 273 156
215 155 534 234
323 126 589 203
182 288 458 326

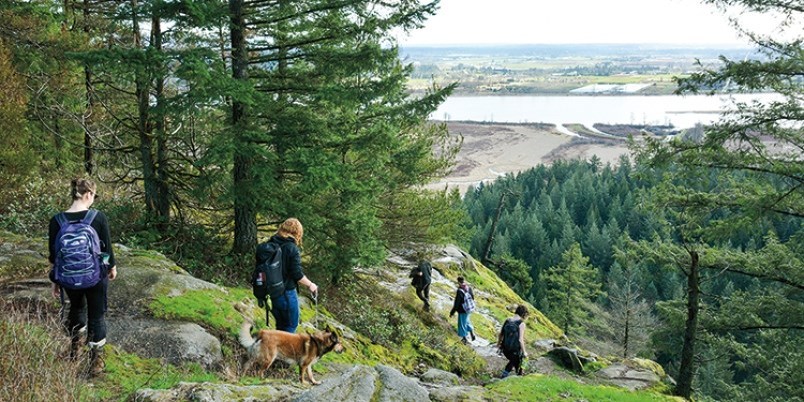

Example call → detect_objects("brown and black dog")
238 320 344 385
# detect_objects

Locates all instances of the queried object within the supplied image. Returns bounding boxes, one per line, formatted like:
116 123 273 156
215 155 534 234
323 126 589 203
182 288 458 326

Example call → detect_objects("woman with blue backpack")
449 276 477 344
48 178 117 378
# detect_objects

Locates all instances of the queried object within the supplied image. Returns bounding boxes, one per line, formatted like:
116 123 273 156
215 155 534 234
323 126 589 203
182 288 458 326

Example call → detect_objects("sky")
397 0 780 46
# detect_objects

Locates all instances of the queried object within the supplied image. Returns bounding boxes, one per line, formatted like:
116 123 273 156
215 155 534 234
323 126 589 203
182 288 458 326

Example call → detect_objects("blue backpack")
53 210 104 290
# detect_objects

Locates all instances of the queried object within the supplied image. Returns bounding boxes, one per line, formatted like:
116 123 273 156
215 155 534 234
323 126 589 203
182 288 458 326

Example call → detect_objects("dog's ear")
325 325 333 333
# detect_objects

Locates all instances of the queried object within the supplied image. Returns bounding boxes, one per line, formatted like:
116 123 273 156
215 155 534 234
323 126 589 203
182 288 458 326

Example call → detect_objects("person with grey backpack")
449 276 477 344
48 178 117 378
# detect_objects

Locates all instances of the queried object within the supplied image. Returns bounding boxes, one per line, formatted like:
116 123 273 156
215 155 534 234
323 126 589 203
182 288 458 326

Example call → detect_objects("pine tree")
634 1 803 397
543 243 603 337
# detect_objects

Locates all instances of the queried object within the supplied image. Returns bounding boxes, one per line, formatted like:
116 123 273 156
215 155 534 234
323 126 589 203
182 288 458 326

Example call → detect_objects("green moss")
149 288 262 337
486 374 682 402
626 358 667 378
90 347 220 401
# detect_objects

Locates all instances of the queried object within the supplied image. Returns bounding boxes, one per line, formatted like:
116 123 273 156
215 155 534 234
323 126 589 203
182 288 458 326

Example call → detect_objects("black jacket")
418 261 432 286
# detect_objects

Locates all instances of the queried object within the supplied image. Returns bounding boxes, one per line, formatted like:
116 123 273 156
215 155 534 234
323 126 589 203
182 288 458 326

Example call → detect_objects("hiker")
48 178 117 377
410 260 433 311
449 276 477 344
265 218 318 333
498 304 530 378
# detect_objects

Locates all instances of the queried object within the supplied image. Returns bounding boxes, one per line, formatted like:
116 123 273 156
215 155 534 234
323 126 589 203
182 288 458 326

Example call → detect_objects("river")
433 93 780 130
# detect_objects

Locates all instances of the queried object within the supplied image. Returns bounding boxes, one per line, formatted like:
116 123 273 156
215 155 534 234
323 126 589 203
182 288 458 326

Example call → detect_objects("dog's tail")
238 320 257 350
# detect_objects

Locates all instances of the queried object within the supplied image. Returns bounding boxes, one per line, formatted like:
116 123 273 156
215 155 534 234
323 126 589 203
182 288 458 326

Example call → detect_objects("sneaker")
500 370 510 379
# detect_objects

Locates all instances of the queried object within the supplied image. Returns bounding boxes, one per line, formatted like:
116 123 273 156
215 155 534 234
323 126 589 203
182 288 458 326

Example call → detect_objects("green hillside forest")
0 0 802 401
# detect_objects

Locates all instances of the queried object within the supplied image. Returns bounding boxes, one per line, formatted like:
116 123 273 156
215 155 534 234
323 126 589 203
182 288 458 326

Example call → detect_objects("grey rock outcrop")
420 368 461 386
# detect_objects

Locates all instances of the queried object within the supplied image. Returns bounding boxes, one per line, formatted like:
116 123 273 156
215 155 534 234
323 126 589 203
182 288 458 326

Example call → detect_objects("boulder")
547 347 584 373
428 385 487 402
293 365 377 402
109 318 222 369
134 381 301 402
595 362 663 390
375 364 430 402
420 368 461 386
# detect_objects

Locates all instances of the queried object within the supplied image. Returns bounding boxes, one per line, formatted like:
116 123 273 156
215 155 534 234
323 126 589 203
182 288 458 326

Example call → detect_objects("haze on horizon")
397 0 782 46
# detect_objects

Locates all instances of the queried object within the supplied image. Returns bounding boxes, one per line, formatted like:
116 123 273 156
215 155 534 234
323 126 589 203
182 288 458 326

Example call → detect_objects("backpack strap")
55 212 69 229
81 209 99 225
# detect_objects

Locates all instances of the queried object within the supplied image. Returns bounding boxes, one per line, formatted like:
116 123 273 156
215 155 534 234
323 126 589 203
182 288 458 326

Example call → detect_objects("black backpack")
501 319 522 353
409 267 422 287
252 240 285 308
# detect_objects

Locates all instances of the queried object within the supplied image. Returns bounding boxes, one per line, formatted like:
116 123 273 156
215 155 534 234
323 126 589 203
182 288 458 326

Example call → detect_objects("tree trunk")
152 6 171 224
676 250 700 399
229 0 257 255
82 0 94 175
131 0 159 217
482 192 507 264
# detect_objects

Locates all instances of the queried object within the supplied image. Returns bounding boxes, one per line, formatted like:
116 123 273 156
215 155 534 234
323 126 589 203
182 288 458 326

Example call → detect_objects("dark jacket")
450 285 475 315
269 234 304 293
48 209 116 268
418 261 432 286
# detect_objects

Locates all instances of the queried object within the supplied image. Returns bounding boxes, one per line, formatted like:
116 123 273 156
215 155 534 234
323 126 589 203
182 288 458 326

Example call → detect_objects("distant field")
408 73 681 95
401 44 734 96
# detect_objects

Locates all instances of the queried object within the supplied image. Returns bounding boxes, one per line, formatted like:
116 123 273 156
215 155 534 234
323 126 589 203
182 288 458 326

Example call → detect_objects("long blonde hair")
277 218 303 247
70 178 96 200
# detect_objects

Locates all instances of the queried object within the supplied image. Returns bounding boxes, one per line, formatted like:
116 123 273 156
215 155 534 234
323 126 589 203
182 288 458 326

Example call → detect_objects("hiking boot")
470 331 476 341
500 370 510 379
87 342 106 378
68 337 82 361
461 337 468 344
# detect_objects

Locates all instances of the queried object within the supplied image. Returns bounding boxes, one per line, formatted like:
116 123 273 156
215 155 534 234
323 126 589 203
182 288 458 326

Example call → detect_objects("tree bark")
82 0 94 175
152 6 171 223
230 0 257 255
676 250 700 399
131 0 159 218
482 191 508 264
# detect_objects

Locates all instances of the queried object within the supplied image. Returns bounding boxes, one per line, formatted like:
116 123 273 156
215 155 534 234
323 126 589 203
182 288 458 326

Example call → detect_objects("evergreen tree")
607 248 656 358
543 243 603 337
634 1 803 397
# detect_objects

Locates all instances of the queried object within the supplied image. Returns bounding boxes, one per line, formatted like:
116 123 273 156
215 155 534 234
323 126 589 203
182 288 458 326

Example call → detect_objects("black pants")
64 278 108 343
504 349 524 375
416 284 430 308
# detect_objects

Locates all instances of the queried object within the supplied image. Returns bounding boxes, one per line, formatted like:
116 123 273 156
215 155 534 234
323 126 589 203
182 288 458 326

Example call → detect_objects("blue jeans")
270 289 299 333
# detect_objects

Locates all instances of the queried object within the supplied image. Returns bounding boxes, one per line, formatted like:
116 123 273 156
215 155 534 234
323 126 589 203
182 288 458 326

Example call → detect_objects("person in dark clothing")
48 178 117 377
411 260 433 311
264 218 317 333
449 276 477 344
498 304 529 378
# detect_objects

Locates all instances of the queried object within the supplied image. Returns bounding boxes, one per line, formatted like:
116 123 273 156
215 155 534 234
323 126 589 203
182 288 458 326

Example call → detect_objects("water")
433 94 780 129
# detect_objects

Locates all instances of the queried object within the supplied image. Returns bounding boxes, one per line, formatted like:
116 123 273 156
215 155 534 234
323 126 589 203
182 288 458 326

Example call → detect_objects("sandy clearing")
429 122 632 194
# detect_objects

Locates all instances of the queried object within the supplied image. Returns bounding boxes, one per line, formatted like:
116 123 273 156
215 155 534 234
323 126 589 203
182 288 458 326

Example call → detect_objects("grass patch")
487 374 681 402
0 305 86 402
92 347 220 401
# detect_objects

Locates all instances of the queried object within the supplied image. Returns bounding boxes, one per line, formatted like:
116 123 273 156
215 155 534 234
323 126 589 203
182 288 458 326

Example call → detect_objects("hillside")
0 231 678 401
